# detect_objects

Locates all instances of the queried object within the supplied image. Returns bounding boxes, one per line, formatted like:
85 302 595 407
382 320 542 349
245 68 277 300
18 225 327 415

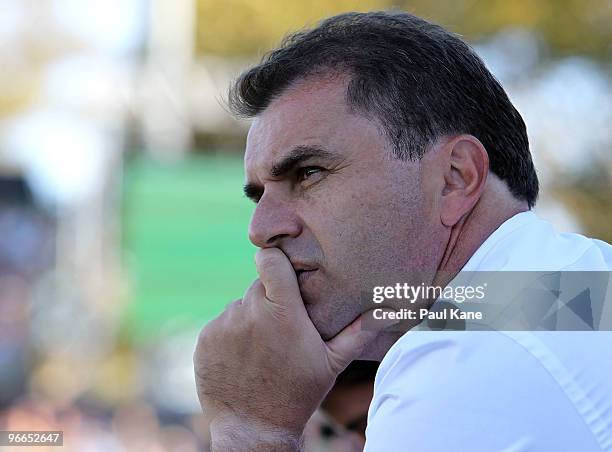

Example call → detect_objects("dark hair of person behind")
229 11 539 207
333 360 380 388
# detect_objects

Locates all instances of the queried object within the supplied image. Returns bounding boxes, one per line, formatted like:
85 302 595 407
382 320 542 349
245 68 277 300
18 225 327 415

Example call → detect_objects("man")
194 11 612 451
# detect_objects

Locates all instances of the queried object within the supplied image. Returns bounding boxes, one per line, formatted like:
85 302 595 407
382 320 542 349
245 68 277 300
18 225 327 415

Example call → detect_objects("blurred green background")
122 155 256 342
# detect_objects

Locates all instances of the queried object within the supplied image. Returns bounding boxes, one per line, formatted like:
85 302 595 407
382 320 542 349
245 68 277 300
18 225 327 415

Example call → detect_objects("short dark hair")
230 11 539 207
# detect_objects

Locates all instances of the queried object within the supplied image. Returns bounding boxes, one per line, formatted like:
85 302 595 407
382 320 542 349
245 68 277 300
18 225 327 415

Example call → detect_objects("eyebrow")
270 145 336 177
243 144 339 202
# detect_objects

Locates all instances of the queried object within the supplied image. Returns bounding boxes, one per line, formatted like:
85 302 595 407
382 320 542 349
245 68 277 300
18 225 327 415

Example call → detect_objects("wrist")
209 414 303 452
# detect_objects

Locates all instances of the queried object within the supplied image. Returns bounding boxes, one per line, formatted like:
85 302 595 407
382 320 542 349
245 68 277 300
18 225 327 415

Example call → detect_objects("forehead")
244 75 385 176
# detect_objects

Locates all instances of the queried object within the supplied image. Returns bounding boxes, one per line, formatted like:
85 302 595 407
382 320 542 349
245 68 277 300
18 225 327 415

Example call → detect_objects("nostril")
266 233 289 246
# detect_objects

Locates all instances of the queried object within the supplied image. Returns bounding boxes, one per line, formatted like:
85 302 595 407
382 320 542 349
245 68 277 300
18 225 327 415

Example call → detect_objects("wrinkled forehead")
243 75 359 176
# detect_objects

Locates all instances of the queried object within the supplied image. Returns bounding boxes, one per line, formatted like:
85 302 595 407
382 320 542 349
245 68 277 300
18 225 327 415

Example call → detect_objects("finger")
241 279 264 306
220 298 245 324
325 311 399 374
255 248 302 308
242 279 271 314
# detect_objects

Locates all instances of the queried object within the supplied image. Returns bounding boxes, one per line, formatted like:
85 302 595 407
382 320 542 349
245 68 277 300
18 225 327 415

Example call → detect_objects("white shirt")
365 211 612 452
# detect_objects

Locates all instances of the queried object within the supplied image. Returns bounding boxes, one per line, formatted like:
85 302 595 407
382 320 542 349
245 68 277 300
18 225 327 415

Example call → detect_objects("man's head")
235 11 538 340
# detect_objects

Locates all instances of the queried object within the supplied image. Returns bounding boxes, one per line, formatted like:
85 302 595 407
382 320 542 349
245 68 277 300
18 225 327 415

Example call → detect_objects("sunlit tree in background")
196 0 612 242
197 0 612 60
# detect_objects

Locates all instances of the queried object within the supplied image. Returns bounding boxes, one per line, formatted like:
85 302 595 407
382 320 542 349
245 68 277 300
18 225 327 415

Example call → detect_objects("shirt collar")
460 210 537 272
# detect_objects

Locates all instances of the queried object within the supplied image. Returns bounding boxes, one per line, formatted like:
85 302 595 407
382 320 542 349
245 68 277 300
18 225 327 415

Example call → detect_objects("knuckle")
194 325 213 370
195 322 215 350
225 298 243 310
195 307 231 348
243 279 263 300
266 300 292 322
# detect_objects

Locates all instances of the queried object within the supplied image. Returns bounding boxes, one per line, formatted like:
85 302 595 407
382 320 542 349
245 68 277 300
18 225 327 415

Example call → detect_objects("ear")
440 135 489 227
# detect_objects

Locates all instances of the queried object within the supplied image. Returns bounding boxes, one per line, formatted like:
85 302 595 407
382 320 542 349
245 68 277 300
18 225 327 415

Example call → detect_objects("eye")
297 166 324 182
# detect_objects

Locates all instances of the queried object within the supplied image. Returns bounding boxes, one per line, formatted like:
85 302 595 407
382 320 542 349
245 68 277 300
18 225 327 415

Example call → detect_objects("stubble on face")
244 73 445 340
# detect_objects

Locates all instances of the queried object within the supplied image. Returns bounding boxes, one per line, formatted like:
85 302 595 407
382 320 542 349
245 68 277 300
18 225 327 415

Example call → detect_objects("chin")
304 303 336 340
304 296 360 341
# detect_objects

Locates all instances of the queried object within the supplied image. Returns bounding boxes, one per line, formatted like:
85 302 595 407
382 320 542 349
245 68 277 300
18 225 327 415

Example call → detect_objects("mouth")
294 268 318 286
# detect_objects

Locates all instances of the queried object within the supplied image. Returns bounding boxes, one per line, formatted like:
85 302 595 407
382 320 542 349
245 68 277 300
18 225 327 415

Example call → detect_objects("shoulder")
496 213 612 270
365 330 611 451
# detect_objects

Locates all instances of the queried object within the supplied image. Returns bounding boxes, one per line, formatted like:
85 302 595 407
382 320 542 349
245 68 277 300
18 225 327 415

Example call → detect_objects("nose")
248 193 302 248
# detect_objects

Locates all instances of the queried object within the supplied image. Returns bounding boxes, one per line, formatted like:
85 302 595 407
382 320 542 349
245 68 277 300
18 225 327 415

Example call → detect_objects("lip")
296 269 318 285
290 259 318 272
290 259 319 286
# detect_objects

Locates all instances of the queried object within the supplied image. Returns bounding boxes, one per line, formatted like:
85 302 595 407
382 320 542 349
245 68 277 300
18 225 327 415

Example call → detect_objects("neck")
360 176 529 362
432 176 529 288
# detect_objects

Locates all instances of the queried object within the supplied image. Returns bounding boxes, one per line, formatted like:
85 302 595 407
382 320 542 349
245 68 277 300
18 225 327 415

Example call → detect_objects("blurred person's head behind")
234 11 537 358
304 360 378 452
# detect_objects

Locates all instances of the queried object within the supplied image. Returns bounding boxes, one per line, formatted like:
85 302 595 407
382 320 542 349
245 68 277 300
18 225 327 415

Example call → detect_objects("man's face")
244 75 445 339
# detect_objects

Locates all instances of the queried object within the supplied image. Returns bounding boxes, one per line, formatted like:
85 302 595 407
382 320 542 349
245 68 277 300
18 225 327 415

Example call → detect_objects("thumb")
325 310 399 374
255 248 302 307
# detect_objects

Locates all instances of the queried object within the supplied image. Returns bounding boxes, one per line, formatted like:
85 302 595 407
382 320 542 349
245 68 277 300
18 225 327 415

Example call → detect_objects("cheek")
308 182 415 269
302 188 371 257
